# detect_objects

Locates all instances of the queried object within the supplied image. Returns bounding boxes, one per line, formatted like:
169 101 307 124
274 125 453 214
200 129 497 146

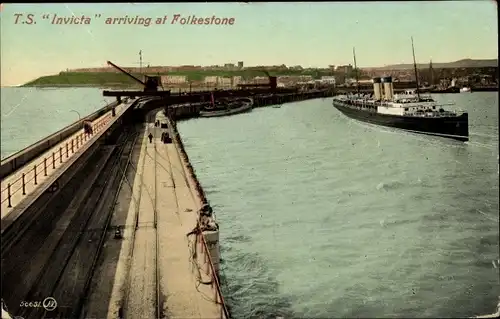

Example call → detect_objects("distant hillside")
376 59 498 70
22 69 326 87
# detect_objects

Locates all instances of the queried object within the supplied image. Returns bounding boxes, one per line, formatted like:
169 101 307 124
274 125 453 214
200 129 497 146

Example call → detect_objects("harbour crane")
106 60 159 92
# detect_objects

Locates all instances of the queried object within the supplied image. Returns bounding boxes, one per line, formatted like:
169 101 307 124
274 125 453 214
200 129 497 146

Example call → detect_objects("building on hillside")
218 77 232 87
232 76 243 86
276 75 313 85
238 61 244 69
204 76 218 85
298 75 313 82
69 67 113 73
320 76 336 84
277 76 290 86
175 65 201 71
251 76 270 84
336 64 353 74
161 75 187 85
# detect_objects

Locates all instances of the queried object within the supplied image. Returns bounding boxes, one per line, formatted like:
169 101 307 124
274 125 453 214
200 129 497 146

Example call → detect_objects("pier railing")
197 228 230 319
1 113 113 209
168 118 230 319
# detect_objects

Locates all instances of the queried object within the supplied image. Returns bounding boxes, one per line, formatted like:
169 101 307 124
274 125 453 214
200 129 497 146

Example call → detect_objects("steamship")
332 42 469 142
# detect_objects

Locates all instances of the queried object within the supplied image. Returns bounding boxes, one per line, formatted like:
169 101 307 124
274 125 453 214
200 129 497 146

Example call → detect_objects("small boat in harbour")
460 86 472 93
199 97 253 118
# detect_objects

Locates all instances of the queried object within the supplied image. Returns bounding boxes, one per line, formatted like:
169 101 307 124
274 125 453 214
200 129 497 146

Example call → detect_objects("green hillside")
23 72 143 87
22 69 331 87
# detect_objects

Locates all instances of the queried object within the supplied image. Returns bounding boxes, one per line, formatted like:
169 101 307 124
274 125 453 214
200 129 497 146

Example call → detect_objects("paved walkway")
106 111 222 319
0 102 130 220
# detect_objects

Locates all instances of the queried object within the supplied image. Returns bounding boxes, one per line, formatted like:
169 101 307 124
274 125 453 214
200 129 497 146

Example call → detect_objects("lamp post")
70 110 81 121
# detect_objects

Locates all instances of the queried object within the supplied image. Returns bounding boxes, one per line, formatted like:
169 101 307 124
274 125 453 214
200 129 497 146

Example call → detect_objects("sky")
0 1 498 86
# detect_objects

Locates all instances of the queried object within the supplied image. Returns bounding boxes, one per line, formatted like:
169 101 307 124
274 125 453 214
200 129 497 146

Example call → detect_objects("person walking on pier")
148 132 153 143
83 121 93 135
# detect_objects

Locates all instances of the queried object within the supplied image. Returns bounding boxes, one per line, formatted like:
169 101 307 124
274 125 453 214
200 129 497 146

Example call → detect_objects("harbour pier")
0 80 330 319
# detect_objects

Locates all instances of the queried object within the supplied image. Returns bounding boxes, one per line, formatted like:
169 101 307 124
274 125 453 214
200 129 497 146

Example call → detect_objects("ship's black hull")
332 101 469 141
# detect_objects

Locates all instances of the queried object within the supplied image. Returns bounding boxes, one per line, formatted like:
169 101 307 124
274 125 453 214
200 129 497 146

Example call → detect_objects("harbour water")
178 92 499 318
1 88 498 318
0 87 114 159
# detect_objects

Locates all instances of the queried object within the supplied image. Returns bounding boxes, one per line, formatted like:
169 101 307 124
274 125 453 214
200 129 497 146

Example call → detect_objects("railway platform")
83 110 223 319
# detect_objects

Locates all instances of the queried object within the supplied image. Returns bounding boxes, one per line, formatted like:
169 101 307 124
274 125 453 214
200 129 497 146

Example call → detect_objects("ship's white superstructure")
334 80 460 118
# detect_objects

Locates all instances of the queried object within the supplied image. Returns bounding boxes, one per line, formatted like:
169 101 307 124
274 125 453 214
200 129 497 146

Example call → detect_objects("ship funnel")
372 77 382 100
382 76 394 100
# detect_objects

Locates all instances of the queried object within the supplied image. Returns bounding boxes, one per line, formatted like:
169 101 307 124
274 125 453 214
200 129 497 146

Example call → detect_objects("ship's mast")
411 37 421 100
353 47 360 94
139 50 143 75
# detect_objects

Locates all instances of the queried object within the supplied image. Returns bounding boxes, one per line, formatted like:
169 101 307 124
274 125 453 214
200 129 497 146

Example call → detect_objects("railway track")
119 128 147 319
154 132 162 319
15 126 140 319
1 146 113 316
120 113 165 319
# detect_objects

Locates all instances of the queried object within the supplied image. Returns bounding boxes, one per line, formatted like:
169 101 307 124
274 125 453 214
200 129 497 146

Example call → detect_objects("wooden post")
7 183 12 207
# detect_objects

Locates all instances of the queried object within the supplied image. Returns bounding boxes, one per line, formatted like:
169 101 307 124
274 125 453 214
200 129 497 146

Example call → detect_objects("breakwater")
157 90 335 318
166 116 231 318
164 89 334 120
169 119 210 207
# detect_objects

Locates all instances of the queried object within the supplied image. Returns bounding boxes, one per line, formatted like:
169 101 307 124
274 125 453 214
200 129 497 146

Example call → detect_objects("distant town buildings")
320 76 336 84
218 77 232 86
278 75 314 86
202 76 234 87
336 64 353 74
161 75 187 85
232 76 243 86
250 76 270 84
62 61 497 88
203 76 218 85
